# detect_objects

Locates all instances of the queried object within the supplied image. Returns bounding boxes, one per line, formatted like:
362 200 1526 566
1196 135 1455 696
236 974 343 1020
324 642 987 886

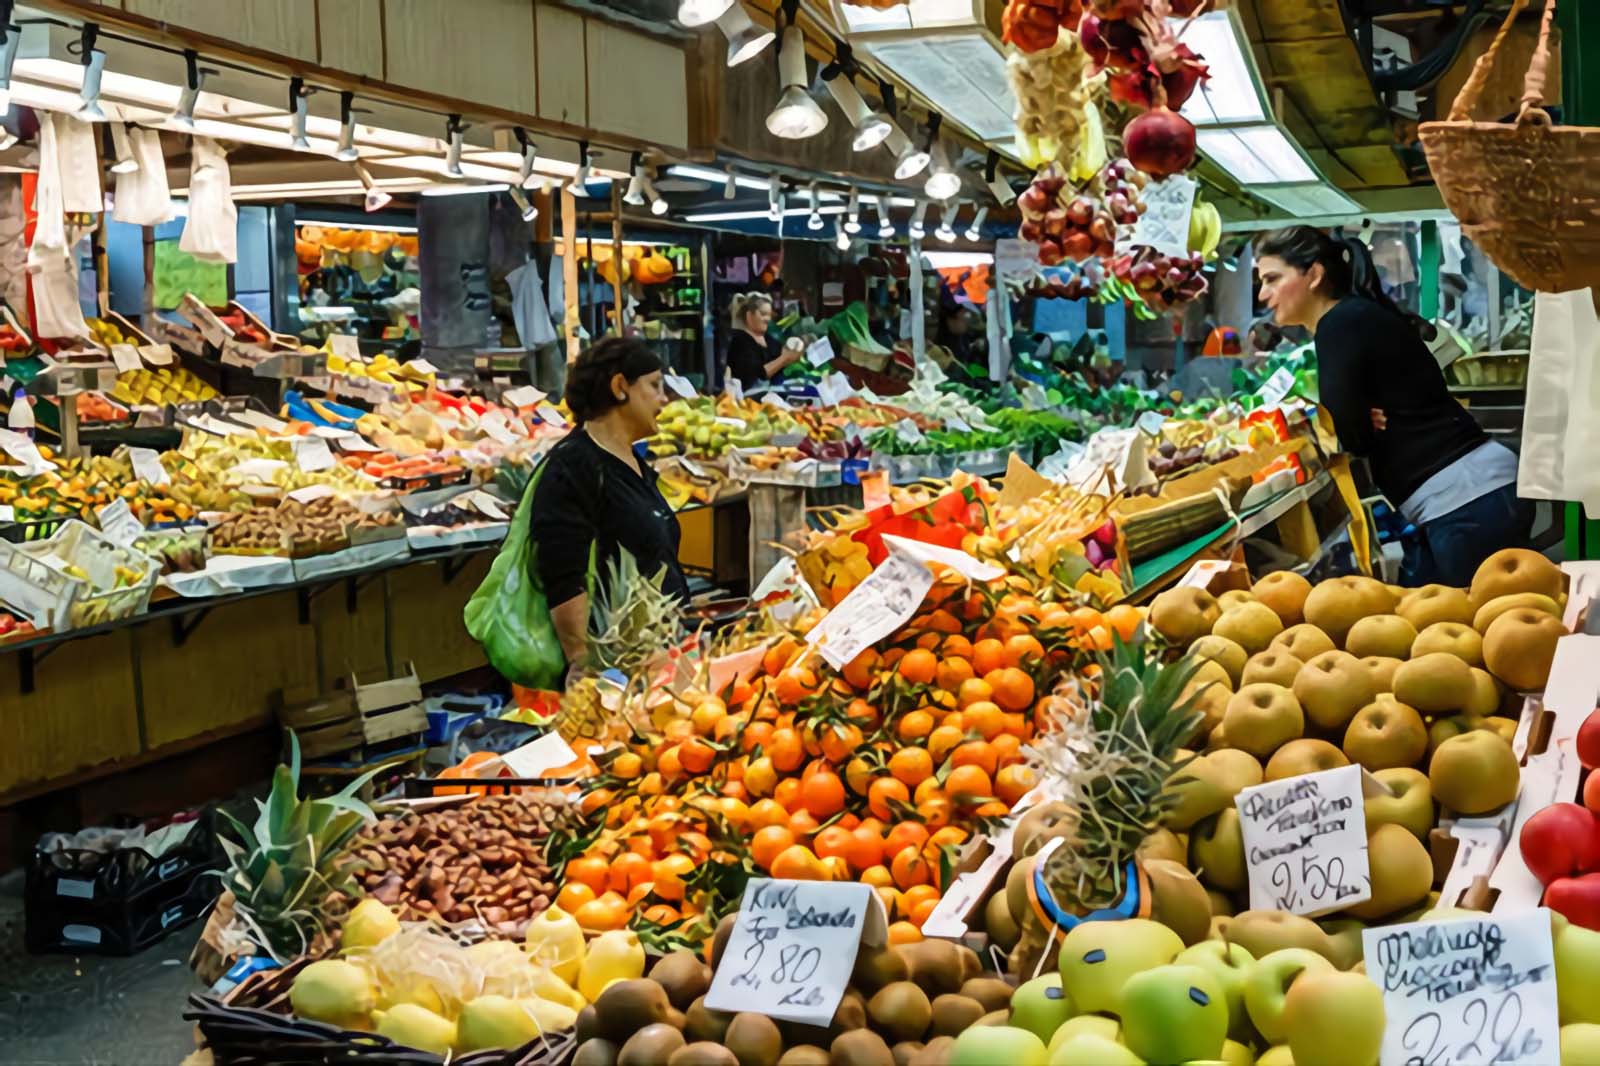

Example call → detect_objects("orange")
935 656 975 692
921 607 963 634
909 897 941 929
841 647 880 691
974 800 1012 819
819 722 864 764
887 920 924 945
611 752 643 780
572 893 630 931
752 825 796 869
565 855 609 895
898 648 938 686
924 825 968 859
949 740 999 777
774 777 803 813
1004 633 1045 665
690 698 728 736
679 738 716 774
971 638 1007 677
957 678 994 708
718 796 751 827
775 665 819 706
861 864 894 889
845 698 881 730
556 881 596 912
867 777 911 821
917 796 953 828
744 756 778 798
927 725 965 764
987 668 1036 712
848 826 885 872
741 721 774 755
890 846 932 889
763 636 800 677
844 756 876 796
771 844 826 881
664 719 696 744
962 700 1005 741
913 777 945 806
915 631 943 651
946 764 993 800
940 634 975 661
609 852 653 895
642 903 680 925
767 728 805 772
652 853 696 901
901 883 940 913
748 798 790 831
1106 603 1144 642
996 764 1037 806
889 747 934 788
802 771 847 818
884 822 930 862
657 746 684 780
992 733 1024 767
896 709 936 743
877 886 904 921
821 855 851 881
788 808 821 840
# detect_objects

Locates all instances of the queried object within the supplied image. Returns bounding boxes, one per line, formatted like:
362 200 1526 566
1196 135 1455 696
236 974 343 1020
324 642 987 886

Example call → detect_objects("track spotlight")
516 128 539 188
167 49 207 130
922 115 960 200
0 20 19 114
716 4 775 68
723 169 738 199
767 174 783 222
933 201 956 244
877 201 894 240
288 77 310 149
766 19 827 140
334 91 359 161
354 161 391 212
844 187 861 235
509 185 538 222
622 152 647 206
678 0 734 28
570 141 592 195
806 182 824 230
984 150 1015 207
444 115 465 178
835 219 850 251
76 29 107 122
909 200 928 240
965 204 988 242
108 121 139 174
823 52 890 151
885 127 930 181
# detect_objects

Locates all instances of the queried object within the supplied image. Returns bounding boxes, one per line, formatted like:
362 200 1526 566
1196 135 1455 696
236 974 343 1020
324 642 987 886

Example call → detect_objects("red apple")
1545 872 1600 931
1578 708 1600 770
1520 802 1600 886
1588 772 1600 816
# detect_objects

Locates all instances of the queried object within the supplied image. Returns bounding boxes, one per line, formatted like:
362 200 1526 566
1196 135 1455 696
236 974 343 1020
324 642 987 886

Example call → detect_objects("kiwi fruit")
895 940 965 996
574 1038 619 1066
576 1005 603 1043
908 1036 956 1066
853 946 911 993
975 1009 1010 1026
619 1024 686 1066
651 950 712 1011
664 1007 687 1031
830 1029 896 1066
684 995 734 1044
928 994 986 1037
958 978 1013 1014
955 946 983 984
670 1043 741 1066
594 979 671 1041
892 1042 925 1066
777 1048 831 1066
709 913 738 970
726 1012 784 1066
868 982 933 1042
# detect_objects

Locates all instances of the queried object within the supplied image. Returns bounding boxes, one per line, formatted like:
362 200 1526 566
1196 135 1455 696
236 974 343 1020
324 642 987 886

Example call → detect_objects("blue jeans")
1399 482 1535 588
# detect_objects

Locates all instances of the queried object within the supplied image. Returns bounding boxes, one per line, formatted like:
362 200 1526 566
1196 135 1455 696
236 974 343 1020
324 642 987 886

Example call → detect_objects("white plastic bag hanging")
179 136 237 264
1520 289 1600 511
53 114 102 216
111 126 173 226
25 114 91 340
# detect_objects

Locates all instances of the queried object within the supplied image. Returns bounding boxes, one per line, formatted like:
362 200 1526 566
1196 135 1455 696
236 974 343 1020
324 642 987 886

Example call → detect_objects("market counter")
0 545 495 804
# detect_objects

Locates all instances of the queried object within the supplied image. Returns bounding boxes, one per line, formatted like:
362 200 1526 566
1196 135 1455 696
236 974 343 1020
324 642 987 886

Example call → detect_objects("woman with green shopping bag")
465 338 688 689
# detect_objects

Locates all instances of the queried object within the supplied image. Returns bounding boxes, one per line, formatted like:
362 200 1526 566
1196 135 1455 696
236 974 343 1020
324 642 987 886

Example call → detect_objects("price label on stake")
328 334 361 360
703 878 887 1026
128 446 169 486
805 336 835 367
1234 763 1371 916
1362 909 1559 1066
1129 174 1196 259
664 372 697 400
292 436 335 473
109 343 142 374
1257 367 1297 409
96 497 145 547
138 343 174 366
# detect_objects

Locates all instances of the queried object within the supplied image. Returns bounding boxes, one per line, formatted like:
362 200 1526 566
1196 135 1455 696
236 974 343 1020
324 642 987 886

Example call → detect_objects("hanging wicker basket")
1419 0 1600 294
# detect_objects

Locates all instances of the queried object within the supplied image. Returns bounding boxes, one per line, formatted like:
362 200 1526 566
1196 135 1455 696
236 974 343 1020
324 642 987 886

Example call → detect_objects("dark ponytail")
564 337 663 423
1255 225 1436 342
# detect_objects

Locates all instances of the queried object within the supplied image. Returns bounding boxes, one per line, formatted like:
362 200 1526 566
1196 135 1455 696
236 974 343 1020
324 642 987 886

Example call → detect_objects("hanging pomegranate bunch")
1080 0 1204 178
1002 0 1085 53
1112 246 1208 311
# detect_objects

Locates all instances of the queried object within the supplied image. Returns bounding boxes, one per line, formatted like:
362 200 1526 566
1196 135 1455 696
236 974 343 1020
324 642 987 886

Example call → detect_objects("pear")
1151 586 1222 646
1468 547 1563 609
1342 697 1427 772
1474 591 1562 633
1192 634 1249 687
1244 647 1307 689
1398 584 1475 631
1317 919 1367 971
1304 577 1393 647
1214 602 1286 655
1343 615 1416 661
341 898 400 952
1144 857 1214 946
457 995 542 1052
1345 824 1432 921
1483 607 1567 691
1429 730 1520 814
1292 652 1375 732
1254 571 1312 626
1360 656 1403 694
373 1003 456 1054
1393 653 1475 715
1222 684 1304 759
1265 739 1349 782
1244 949 1335 1045
1224 911 1336 965
1189 809 1247 893
1273 625 1336 662
1362 767 1434 840
1411 622 1484 667
1464 668 1504 717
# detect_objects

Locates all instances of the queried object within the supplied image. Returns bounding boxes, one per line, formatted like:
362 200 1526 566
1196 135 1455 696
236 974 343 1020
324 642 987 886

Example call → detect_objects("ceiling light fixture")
641 170 669 216
766 13 828 140
508 184 538 221
844 187 861 234
334 90 359 161
806 181 824 230
878 200 895 239
421 183 510 197
964 204 987 242
835 218 850 251
75 27 106 122
885 127 930 181
767 174 783 222
0 18 19 114
287 76 310 149
984 150 1015 206
108 121 138 174
681 206 845 222
515 127 539 188
909 200 928 240
934 201 957 243
622 151 647 206
716 4 775 68
168 49 207 130
677 0 735 28
444 114 466 178
353 161 392 212
724 169 738 199
922 114 961 200
570 140 592 195
822 45 891 151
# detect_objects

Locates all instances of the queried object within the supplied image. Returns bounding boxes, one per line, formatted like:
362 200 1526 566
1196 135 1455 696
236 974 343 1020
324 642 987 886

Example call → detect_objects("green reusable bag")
463 463 566 690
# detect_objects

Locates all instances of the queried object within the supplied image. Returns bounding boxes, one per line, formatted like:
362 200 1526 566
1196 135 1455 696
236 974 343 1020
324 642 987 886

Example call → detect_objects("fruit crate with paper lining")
274 665 428 761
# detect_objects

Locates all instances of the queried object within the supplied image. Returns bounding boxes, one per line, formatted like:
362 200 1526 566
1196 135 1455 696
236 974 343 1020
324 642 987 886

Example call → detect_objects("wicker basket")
1419 0 1600 294
184 955 577 1066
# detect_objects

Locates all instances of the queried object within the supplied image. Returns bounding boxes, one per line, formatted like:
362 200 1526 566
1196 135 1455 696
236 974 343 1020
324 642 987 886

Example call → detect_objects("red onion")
1124 108 1197 178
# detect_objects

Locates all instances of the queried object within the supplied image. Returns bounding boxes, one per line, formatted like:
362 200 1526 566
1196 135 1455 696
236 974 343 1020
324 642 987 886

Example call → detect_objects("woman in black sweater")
528 338 688 671
1255 226 1531 586
725 292 802 392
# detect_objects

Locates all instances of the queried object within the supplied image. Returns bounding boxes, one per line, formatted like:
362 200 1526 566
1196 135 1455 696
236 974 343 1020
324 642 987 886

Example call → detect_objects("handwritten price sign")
1235 763 1371 916
703 879 886 1026
1362 910 1558 1065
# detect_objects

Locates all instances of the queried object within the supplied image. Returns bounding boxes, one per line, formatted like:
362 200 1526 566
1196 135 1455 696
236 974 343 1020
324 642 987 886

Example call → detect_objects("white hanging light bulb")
933 201 956 244
965 204 988 242
716 4 775 68
443 115 466 179
678 0 735 28
353 161 391 212
844 187 861 235
877 200 894 240
334 91 359 162
766 23 828 140
824 71 891 151
0 21 20 115
885 127 929 181
108 121 139 175
508 185 538 222
834 218 850 251
985 150 1015 207
517 129 539 188
923 121 961 201
909 200 928 240
76 44 108 122
806 182 823 231
723 169 738 200
288 77 310 150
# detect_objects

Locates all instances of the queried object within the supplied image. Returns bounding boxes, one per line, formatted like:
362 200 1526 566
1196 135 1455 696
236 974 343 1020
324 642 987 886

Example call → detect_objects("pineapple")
215 733 383 961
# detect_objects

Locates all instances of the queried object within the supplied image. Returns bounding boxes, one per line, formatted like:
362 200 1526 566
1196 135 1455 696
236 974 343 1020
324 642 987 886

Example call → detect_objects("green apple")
1561 1023 1600 1064
1257 1046 1295 1066
1177 940 1256 1042
1059 919 1185 1016
1046 1032 1142 1066
1281 970 1384 1066
1244 948 1335 1045
949 1023 1048 1066
1118 964 1228 1064
1047 1013 1121 1055
1220 1038 1256 1066
1009 974 1076 1044
1555 915 1600 1024
1362 767 1434 840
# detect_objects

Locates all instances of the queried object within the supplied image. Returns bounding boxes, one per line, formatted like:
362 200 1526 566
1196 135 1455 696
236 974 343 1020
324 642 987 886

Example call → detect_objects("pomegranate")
1108 66 1160 110
1161 54 1209 109
1080 15 1149 72
1124 108 1197 178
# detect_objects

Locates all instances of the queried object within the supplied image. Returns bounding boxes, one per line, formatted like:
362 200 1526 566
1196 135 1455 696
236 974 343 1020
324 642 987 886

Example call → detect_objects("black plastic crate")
26 861 218 956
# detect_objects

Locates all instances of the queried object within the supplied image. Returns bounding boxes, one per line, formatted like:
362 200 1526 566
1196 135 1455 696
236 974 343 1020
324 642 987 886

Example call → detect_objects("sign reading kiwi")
1361 909 1559 1066
1234 763 1372 916
704 878 887 1026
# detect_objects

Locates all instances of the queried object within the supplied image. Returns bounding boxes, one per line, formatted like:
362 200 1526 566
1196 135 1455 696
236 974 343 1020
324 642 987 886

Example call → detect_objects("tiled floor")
0 874 203 1066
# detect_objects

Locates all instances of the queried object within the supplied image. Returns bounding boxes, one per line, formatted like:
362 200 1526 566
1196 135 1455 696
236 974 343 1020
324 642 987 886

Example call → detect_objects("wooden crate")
276 685 427 761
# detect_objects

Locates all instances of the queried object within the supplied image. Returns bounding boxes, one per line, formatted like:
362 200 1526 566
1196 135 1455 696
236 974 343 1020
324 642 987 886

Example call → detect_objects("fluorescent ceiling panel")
1196 124 1316 184
864 34 1014 142
1252 183 1361 217
1172 13 1266 126
838 0 980 34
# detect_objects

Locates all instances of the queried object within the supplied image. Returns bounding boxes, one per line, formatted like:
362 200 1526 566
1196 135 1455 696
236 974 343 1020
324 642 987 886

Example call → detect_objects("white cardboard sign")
95 497 144 547
806 551 934 669
128 447 169 486
292 436 336 473
137 343 174 367
535 403 568 428
1234 763 1371 916
1362 909 1559 1066
503 385 546 408
0 429 52 476
664 373 697 400
1128 174 1196 259
500 732 582 778
109 343 142 374
1257 367 1296 409
703 879 886 1026
805 337 835 367
328 334 361 360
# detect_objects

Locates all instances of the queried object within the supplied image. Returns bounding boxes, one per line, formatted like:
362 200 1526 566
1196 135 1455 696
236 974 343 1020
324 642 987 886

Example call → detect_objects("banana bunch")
1188 199 1223 259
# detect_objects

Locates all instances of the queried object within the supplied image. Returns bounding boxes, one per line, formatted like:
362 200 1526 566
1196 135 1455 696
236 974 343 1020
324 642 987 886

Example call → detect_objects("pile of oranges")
555 569 1147 949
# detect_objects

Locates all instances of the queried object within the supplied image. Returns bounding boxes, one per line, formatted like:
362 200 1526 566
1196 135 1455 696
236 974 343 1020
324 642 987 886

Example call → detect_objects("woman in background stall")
725 292 802 392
